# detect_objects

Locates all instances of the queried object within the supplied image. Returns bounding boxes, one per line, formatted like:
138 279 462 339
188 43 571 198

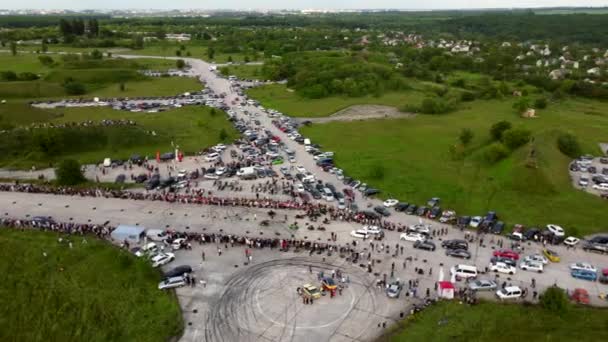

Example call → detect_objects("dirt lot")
296 105 414 124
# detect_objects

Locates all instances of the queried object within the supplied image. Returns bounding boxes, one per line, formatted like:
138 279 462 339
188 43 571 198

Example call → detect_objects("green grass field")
0 229 182 342
220 64 265 80
301 97 608 235
386 301 608 342
0 53 56 74
87 76 202 98
0 104 238 168
247 84 422 117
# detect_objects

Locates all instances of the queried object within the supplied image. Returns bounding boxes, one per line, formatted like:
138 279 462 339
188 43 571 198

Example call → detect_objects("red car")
492 249 520 261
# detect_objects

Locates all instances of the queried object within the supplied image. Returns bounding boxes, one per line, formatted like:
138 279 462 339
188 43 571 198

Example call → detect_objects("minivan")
450 264 478 279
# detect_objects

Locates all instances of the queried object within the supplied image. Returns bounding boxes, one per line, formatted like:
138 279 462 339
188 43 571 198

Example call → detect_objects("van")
496 286 522 300
146 229 168 242
304 138 311 146
450 264 478 279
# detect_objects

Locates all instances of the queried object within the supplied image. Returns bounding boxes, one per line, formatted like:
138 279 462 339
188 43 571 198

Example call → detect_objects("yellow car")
302 284 321 299
543 248 560 263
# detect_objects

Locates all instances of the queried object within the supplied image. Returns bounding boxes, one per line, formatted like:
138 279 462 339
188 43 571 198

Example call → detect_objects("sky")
4 0 608 10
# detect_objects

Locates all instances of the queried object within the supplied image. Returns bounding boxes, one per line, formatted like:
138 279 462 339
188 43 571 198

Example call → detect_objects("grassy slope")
301 97 608 235
220 64 265 80
86 76 202 98
0 229 182 342
387 301 608 342
247 84 421 117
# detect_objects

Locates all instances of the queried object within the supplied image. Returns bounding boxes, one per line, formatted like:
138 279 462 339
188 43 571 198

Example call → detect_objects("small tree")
490 121 512 141
176 59 186 69
369 164 385 180
207 46 215 60
175 50 182 57
41 41 48 53
227 56 233 63
483 142 509 164
459 128 474 146
219 128 228 141
535 97 548 109
63 81 86 95
38 55 54 66
10 41 17 56
244 55 251 63
56 159 86 185
513 97 531 113
502 128 532 150
557 133 581 158
119 83 125 92
540 286 570 315
90 49 103 59
210 108 217 117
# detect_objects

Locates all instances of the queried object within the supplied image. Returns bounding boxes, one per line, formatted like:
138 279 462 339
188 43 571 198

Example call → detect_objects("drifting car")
445 249 471 259
441 239 468 250
171 238 187 250
408 224 431 235
163 265 192 279
520 260 544 273
543 248 561 263
400 232 426 242
571 269 597 281
321 277 337 291
570 262 597 273
490 262 517 275
301 284 321 299
413 240 436 251
468 279 497 292
570 288 590 305
383 199 399 207
386 281 402 298
470 216 482 228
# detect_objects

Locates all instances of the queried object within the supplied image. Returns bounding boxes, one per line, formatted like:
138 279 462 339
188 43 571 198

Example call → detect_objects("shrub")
55 159 86 185
483 142 509 164
557 133 581 158
490 121 512 140
38 55 54 66
459 128 474 145
513 97 531 113
535 97 548 109
502 128 532 149
176 59 186 69
18 72 39 81
540 286 570 315
63 81 86 95
0 71 17 81
461 91 475 102
369 164 385 180
219 128 228 141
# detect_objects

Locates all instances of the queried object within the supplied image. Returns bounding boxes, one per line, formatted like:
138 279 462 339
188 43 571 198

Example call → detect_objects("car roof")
505 286 521 291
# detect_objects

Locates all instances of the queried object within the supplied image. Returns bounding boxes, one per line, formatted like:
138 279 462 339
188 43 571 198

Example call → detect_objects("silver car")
386 282 402 298
468 279 497 291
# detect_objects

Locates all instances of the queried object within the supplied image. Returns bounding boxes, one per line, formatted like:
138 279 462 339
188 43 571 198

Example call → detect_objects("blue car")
571 269 597 281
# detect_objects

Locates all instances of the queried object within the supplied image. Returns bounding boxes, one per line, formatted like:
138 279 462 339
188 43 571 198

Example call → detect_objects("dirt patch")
297 105 414 124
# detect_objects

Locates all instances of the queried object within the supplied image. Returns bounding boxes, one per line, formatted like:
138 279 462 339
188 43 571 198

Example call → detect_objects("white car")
215 167 226 176
523 254 548 265
592 183 608 191
383 199 399 207
490 262 516 275
569 262 597 273
289 156 296 163
172 238 187 250
350 230 369 239
578 177 589 187
399 232 426 242
362 225 383 236
296 183 305 193
204 173 220 180
564 236 580 246
205 152 220 162
177 170 188 179
213 144 226 151
520 260 544 273
296 165 306 173
470 216 482 228
408 224 431 235
338 198 346 210
496 286 522 300
158 276 186 290
546 224 565 237
151 252 175 268
175 180 188 189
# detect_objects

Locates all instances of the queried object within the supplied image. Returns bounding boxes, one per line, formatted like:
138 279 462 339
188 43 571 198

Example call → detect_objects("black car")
589 235 608 244
416 206 429 216
405 204 418 215
115 174 126 184
163 265 192 279
490 256 516 267
135 174 148 183
428 206 441 219
311 190 322 199
427 197 440 207
445 248 471 259
364 188 380 196
374 206 391 217
588 166 597 174
395 202 409 212
441 239 469 250
457 216 471 227
582 241 608 254
491 221 505 234
145 178 160 190
523 228 541 241
413 240 436 251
